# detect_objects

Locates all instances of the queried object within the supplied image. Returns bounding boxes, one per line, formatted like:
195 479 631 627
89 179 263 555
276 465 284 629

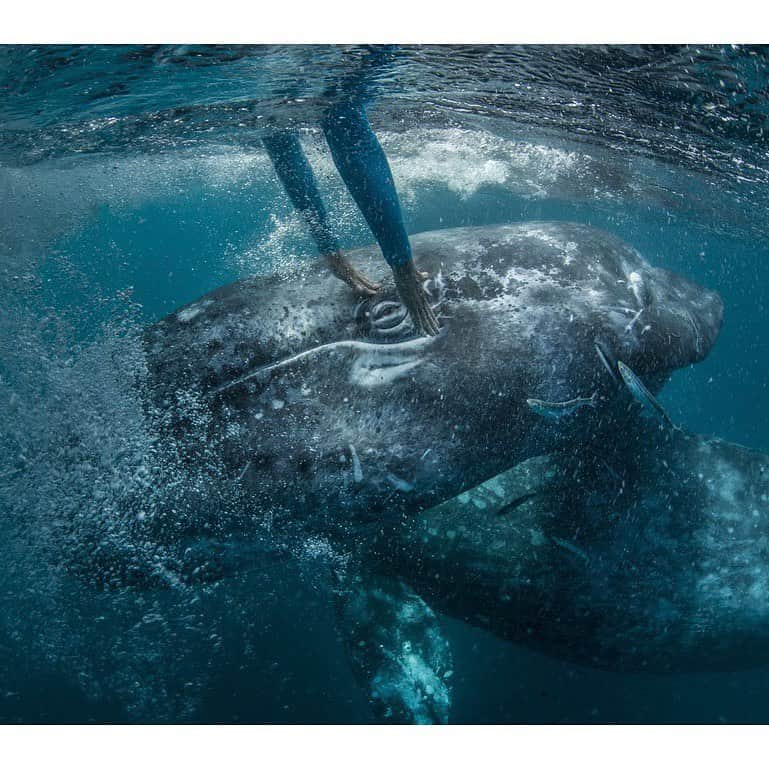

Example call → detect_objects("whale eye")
371 301 408 331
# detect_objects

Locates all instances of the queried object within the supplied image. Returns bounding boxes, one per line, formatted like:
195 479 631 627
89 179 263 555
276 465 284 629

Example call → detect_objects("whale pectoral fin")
334 568 453 724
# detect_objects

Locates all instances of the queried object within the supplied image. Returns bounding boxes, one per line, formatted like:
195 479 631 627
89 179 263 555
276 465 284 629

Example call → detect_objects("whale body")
143 222 722 544
89 222 734 723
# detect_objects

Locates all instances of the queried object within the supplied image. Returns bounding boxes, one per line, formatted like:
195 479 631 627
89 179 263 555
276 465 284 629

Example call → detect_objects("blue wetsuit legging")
262 102 413 268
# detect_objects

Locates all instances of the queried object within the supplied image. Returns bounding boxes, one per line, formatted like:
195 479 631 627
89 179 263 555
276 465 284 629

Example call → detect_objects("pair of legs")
262 102 439 336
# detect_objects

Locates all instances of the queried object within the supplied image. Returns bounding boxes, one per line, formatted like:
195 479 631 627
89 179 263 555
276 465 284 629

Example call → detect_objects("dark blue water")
1 44 769 723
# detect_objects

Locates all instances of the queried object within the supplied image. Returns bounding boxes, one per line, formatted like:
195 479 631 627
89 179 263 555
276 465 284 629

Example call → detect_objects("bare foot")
325 251 380 296
392 261 441 336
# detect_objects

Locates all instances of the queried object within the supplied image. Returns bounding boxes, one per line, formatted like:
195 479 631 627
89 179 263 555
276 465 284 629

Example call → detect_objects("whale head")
337 222 724 412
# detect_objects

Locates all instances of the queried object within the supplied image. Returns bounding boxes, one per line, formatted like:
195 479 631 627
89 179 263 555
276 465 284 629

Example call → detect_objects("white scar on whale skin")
210 335 440 396
624 307 644 333
350 355 423 388
627 271 646 308
176 300 213 323
349 444 363 483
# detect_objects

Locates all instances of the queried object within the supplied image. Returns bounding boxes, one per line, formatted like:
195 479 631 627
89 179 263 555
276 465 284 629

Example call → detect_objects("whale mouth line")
210 333 442 396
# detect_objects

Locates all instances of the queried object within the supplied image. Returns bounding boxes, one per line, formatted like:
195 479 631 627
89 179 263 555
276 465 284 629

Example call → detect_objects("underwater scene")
1 44 769 724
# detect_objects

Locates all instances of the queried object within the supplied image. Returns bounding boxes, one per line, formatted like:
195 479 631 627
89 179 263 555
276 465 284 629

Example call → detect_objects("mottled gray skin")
144 222 722 542
381 415 769 676
334 570 453 724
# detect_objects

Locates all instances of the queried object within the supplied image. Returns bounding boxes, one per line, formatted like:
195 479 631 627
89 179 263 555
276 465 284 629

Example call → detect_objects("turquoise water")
1 45 769 723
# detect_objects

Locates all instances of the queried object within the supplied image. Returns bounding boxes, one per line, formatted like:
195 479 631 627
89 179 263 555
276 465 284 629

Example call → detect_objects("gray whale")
114 222 732 723
143 222 722 542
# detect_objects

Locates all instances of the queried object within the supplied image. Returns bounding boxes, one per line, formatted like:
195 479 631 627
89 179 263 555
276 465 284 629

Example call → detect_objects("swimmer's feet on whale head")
325 250 439 336
392 260 441 337
325 250 380 296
